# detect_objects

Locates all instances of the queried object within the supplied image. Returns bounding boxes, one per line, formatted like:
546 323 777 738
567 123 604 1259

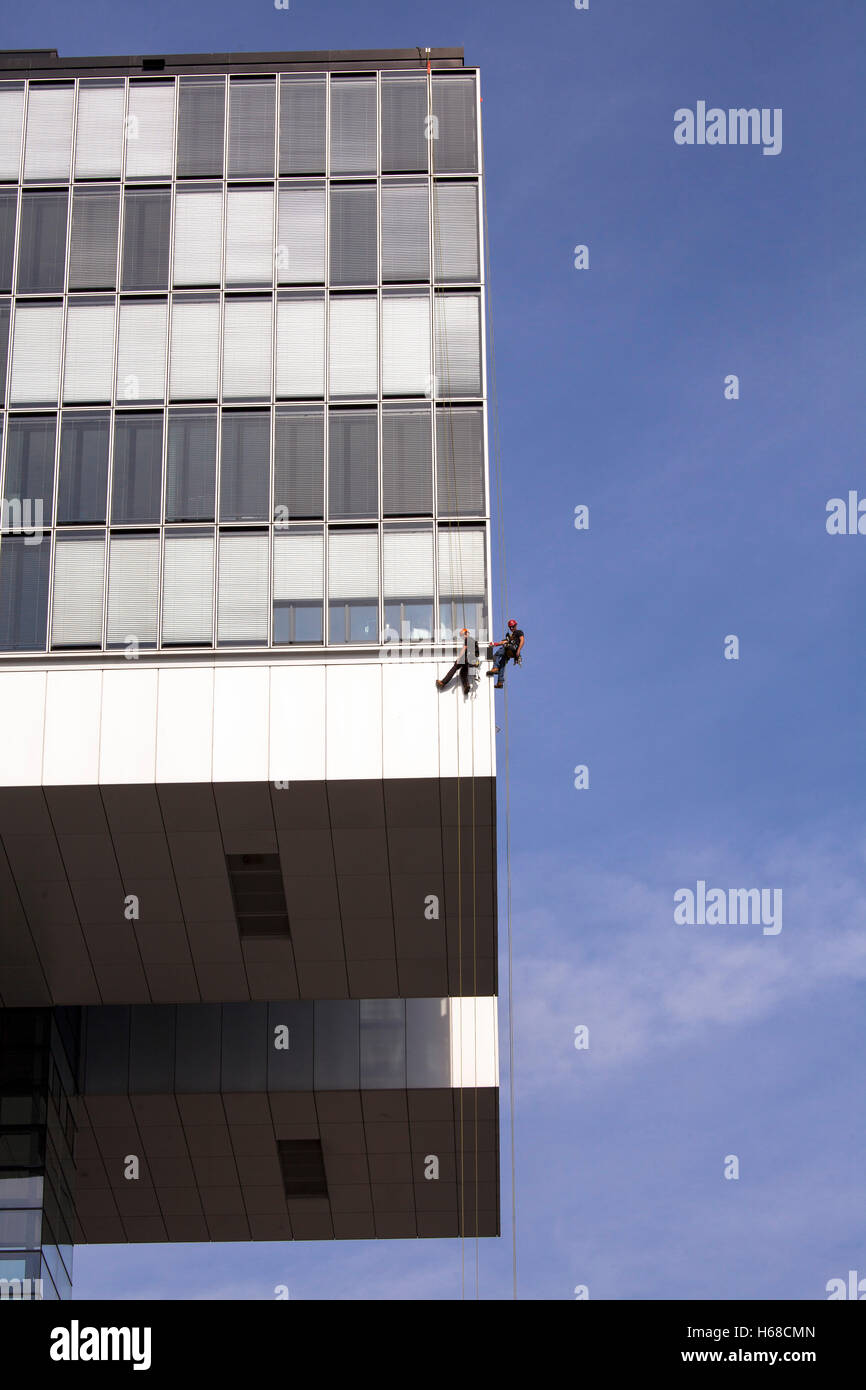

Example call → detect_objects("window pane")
166 409 216 521
17 191 68 294
4 415 55 522
106 533 159 647
225 188 274 286
220 411 270 521
327 529 378 644
329 184 376 285
217 531 269 644
274 408 323 520
381 76 428 172
436 406 485 515
0 191 17 292
275 295 324 399
328 411 378 520
0 300 11 403
169 297 220 401
279 76 326 175
382 180 429 282
74 81 125 178
222 298 271 400
162 530 214 645
57 412 110 524
122 189 170 290
116 300 167 403
23 85 74 181
9 303 63 405
328 297 377 399
0 84 25 180
433 182 480 283
273 529 323 644
383 526 434 643
432 75 478 173
173 187 222 286
437 525 486 636
177 77 225 178
382 294 431 397
330 78 376 175
68 188 119 290
383 407 432 516
51 534 105 649
0 536 50 651
277 182 325 284
125 81 175 179
434 293 482 397
63 301 114 403
111 413 163 523
228 78 275 178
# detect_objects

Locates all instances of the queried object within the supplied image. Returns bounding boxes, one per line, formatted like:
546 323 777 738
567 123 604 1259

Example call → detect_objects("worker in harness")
487 619 524 689
435 629 480 696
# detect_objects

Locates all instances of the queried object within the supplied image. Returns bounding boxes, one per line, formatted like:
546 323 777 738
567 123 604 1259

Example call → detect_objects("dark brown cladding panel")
0 47 468 79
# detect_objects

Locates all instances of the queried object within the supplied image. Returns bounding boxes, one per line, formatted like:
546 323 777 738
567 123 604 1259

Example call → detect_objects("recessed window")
226 853 290 938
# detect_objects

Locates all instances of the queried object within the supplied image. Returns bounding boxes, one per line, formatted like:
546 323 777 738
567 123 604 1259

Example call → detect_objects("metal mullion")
212 94 229 650
323 83 331 644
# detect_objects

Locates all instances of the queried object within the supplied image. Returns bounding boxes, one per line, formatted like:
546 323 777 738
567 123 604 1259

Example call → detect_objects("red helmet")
507 619 518 629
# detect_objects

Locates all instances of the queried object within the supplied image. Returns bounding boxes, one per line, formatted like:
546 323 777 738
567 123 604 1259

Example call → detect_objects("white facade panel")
449 996 499 1088
213 667 270 782
42 671 102 785
155 667 214 782
326 664 382 779
99 668 158 783
0 672 46 786
269 664 327 782
382 662 440 779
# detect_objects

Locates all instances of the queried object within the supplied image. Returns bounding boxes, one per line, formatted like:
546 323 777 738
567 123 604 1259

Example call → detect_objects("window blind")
279 75 326 175
383 407 433 516
219 412 270 522
383 295 431 397
63 301 115 403
106 534 160 646
0 191 15 291
328 297 377 399
330 184 376 285
23 85 74 181
111 414 163 523
57 413 110 525
169 298 220 400
276 296 324 399
222 298 271 399
4 416 56 513
17 191 68 294
277 183 325 284
177 77 225 178
166 409 216 521
125 82 175 179
173 187 222 286
436 406 485 516
382 181 429 282
225 187 274 286
437 527 486 596
274 409 324 519
162 531 214 644
0 537 50 652
51 536 105 647
217 532 269 644
273 530 323 600
116 300 167 402
74 81 125 178
9 303 63 405
434 294 482 398
328 530 378 599
122 189 171 290
431 75 478 173
228 78 276 178
381 76 428 173
0 84 24 180
330 78 376 174
328 410 378 520
384 528 434 598
433 183 480 283
68 188 119 290
0 302 10 403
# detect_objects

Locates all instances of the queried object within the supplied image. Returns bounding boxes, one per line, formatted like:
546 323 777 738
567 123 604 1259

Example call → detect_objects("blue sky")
11 0 864 1298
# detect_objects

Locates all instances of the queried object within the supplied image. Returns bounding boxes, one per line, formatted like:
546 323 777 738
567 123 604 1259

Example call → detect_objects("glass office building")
0 47 498 1295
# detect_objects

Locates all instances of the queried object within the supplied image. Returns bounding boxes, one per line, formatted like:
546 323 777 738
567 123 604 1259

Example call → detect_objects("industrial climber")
436 629 480 696
487 619 525 689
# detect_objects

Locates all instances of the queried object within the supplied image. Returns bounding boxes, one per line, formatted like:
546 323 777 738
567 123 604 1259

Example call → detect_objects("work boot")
435 679 445 689
494 682 504 689
486 669 498 677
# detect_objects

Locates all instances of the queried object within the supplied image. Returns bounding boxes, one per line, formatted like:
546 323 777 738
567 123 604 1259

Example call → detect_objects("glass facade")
0 69 488 653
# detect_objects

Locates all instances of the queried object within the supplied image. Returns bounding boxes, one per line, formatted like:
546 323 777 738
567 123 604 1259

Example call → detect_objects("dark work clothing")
504 628 524 653
438 636 478 694
492 628 524 687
